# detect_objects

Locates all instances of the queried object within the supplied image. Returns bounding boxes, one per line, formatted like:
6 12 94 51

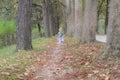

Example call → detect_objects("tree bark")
66 0 83 39
73 0 83 39
105 0 110 34
42 0 50 37
42 0 59 37
66 0 74 36
16 0 32 51
96 0 105 34
104 0 120 60
82 0 97 43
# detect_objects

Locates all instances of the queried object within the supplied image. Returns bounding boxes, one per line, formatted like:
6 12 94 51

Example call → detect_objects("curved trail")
31 43 72 80
30 35 107 80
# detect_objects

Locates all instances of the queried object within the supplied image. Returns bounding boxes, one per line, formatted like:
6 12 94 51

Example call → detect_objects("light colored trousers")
58 37 64 43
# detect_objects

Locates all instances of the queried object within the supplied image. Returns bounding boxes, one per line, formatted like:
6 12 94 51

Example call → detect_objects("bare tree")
105 0 110 34
16 0 32 51
73 0 83 39
104 0 120 60
65 0 83 40
42 0 50 37
82 0 97 43
42 0 60 37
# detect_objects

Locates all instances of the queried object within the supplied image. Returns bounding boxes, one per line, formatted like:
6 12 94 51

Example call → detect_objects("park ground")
0 36 120 80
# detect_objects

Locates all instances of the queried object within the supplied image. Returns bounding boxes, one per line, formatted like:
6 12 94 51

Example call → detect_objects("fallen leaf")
24 72 29 76
88 73 93 77
1 72 10 75
37 61 45 65
105 75 110 80
92 70 99 74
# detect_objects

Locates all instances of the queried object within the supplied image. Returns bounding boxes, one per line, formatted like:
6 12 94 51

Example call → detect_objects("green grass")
0 45 15 59
0 20 16 36
32 27 44 39
98 18 105 34
0 37 49 59
0 37 49 79
33 37 49 50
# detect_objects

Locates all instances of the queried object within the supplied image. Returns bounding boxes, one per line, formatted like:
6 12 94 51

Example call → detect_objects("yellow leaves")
13 0 18 13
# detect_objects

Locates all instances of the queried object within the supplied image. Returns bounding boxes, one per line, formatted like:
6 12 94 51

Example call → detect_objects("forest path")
29 35 107 80
25 37 120 80
96 35 106 43
30 42 71 80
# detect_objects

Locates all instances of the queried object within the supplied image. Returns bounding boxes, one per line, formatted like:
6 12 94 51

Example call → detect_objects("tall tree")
73 0 83 39
82 0 97 43
96 0 105 34
16 0 32 51
65 0 74 36
42 0 50 37
104 0 110 34
42 0 60 37
104 0 120 60
65 0 83 39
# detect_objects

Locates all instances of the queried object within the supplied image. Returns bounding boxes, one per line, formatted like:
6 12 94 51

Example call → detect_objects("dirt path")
25 38 120 80
30 43 72 80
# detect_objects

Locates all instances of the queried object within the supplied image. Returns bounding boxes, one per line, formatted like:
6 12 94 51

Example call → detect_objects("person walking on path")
58 27 64 44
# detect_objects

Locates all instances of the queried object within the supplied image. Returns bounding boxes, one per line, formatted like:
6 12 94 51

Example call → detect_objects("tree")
42 0 60 37
16 0 32 51
65 0 83 40
104 0 110 34
42 0 50 37
104 0 120 60
0 0 17 20
73 0 83 39
82 0 97 43
96 0 105 34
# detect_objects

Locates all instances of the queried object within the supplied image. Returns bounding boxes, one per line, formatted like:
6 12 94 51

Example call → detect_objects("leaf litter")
0 37 120 80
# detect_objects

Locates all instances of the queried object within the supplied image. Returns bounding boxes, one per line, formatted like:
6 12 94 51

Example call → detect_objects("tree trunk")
105 0 110 34
66 0 75 37
4 34 8 46
48 0 54 36
66 0 83 39
16 0 32 51
42 0 58 37
104 0 120 60
96 0 105 34
42 0 50 37
53 0 59 35
82 0 97 43
73 0 83 39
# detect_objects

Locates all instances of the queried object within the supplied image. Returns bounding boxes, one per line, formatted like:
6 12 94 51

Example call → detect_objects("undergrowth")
0 37 49 80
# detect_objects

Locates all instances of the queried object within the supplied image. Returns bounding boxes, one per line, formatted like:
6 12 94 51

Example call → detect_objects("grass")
33 37 49 51
32 27 44 39
98 18 105 34
0 20 16 35
0 45 15 59
0 37 49 79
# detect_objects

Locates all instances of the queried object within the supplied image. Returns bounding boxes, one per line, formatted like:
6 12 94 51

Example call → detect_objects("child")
58 27 64 44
